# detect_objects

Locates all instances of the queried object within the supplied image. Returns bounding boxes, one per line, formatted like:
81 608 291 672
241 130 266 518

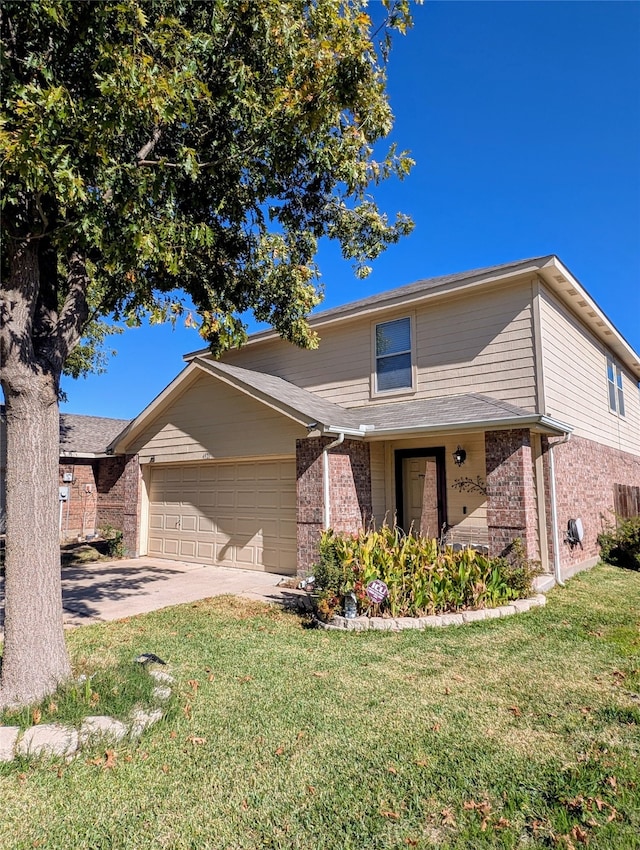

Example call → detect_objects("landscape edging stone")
316 594 546 632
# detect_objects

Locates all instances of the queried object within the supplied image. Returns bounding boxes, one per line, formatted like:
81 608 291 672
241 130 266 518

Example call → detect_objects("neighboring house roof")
59 413 131 457
184 255 640 377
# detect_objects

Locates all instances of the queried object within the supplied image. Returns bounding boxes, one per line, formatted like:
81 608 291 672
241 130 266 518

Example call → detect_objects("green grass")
0 564 639 849
0 660 162 730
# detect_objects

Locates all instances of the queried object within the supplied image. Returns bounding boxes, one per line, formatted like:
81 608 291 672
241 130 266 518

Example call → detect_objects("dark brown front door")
395 448 447 536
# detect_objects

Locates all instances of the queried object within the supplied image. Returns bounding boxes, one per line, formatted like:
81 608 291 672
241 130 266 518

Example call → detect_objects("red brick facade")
543 434 640 575
58 455 127 540
58 459 98 539
296 437 372 575
96 455 127 531
122 454 143 556
485 429 539 559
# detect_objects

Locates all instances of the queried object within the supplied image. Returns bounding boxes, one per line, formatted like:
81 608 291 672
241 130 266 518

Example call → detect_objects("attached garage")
148 458 297 574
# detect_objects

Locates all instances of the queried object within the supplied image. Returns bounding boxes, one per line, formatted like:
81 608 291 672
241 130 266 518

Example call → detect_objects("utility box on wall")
59 486 69 501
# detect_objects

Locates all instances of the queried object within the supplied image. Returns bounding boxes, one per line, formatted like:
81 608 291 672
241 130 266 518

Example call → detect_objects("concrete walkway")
0 558 306 633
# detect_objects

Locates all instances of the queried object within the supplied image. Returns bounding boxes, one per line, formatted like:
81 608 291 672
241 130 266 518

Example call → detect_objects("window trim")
371 314 417 398
606 353 625 417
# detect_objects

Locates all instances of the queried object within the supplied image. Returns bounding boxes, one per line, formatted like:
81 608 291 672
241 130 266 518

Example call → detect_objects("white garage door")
148 459 297 574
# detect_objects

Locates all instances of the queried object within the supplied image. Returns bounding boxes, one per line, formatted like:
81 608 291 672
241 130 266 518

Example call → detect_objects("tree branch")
51 248 90 371
136 126 162 162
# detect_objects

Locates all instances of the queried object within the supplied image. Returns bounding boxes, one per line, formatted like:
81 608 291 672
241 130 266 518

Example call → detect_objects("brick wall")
122 454 142 557
295 437 372 575
485 429 539 558
328 440 372 534
58 459 98 539
296 438 324 577
59 456 128 540
543 434 640 574
96 455 127 532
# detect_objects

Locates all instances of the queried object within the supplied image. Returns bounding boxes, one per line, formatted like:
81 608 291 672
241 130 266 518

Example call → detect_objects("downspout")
548 432 571 587
323 433 345 530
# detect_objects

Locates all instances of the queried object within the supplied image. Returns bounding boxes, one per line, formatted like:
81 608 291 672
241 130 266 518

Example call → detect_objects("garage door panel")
258 461 279 479
279 518 297 539
234 543 258 566
196 541 215 560
163 539 179 556
235 518 261 538
280 489 296 509
198 516 214 533
148 537 163 554
149 460 296 574
260 518 278 537
217 489 235 508
237 490 256 509
181 515 198 532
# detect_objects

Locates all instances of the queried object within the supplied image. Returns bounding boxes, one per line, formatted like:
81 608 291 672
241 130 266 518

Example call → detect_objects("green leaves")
1 0 414 370
315 527 537 619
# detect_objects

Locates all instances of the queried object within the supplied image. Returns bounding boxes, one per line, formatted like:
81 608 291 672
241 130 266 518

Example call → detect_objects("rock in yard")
17 724 79 759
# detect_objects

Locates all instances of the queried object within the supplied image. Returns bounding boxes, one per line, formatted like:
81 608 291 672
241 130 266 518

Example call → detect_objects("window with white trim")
606 354 625 416
375 317 413 392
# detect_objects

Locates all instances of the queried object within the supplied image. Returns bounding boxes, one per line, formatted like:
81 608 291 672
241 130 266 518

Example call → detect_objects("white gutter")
548 432 572 587
361 414 572 439
323 432 345 529
324 424 370 439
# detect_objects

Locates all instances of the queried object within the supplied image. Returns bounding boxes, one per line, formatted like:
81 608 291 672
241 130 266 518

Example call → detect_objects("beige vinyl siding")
412 286 536 408
223 318 372 408
221 281 537 410
369 441 387 526
539 286 640 455
128 373 306 462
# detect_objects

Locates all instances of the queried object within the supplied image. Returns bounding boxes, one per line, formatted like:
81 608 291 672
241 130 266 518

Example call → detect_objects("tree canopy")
2 0 414 370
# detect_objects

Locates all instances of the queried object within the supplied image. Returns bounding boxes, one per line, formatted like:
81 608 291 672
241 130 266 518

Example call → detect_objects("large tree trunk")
0 242 72 709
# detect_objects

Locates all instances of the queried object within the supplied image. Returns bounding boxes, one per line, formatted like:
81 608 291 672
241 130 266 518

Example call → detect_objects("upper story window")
375 317 413 393
606 354 625 416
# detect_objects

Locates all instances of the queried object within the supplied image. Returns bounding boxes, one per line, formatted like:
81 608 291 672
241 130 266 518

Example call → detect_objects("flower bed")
314 527 540 622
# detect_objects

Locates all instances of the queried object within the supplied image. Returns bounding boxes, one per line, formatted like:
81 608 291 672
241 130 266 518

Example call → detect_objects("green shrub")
491 537 542 598
100 524 125 558
313 527 539 621
598 515 640 571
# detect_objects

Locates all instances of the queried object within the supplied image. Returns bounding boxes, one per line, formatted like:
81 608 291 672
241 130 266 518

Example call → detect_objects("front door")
395 449 447 537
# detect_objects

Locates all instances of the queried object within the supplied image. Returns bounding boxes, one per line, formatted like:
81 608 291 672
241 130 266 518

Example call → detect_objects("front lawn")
1 564 638 849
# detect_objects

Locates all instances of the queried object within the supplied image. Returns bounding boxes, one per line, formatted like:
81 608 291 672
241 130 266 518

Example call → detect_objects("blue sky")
61 0 640 420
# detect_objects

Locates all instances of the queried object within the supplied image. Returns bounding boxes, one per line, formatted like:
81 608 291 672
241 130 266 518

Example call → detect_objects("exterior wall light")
452 446 467 466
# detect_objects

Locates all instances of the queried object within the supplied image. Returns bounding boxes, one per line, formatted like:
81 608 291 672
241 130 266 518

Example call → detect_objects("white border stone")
317 594 546 632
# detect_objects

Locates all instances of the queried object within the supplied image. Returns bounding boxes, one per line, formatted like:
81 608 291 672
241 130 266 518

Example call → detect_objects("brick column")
485 429 539 559
96 455 127 532
122 454 142 557
295 437 372 576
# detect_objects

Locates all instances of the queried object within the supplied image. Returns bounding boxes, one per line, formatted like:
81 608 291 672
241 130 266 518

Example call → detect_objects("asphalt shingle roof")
303 255 556 324
196 361 540 433
196 359 364 429
59 413 131 454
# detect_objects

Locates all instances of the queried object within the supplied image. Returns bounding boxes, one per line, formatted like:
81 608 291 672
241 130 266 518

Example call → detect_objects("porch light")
452 446 467 467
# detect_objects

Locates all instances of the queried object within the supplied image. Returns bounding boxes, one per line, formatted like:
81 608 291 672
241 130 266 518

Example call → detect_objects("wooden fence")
614 484 640 519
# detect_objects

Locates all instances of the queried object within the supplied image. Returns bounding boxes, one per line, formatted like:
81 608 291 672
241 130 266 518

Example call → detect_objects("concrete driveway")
0 558 306 633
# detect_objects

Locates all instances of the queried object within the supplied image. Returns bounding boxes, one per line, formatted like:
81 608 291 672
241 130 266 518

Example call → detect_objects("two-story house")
109 256 640 585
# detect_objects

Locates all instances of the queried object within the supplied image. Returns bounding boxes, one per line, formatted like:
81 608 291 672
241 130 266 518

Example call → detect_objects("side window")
375 317 412 392
606 354 625 417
